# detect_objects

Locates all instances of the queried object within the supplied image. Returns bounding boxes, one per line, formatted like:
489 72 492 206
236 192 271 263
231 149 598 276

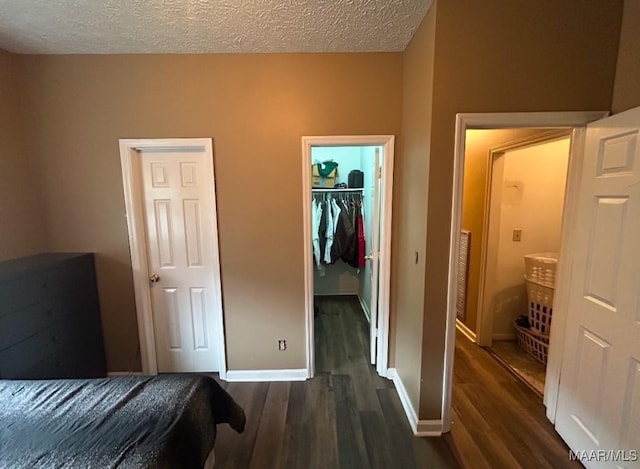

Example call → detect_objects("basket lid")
524 252 558 262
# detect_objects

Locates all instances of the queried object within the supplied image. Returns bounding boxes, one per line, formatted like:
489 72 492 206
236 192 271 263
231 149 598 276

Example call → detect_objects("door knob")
364 255 373 261
149 273 161 283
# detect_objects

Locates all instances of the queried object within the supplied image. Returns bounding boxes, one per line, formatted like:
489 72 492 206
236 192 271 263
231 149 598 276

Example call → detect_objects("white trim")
302 135 395 379
453 111 609 129
225 369 308 382
443 112 608 434
455 319 476 343
119 138 227 379
387 368 443 436
107 371 145 377
358 294 371 323
415 420 444 437
301 139 316 378
376 137 395 378
119 140 158 375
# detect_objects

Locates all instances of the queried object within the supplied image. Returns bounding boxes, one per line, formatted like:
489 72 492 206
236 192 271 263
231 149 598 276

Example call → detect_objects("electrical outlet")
513 229 522 242
278 339 286 351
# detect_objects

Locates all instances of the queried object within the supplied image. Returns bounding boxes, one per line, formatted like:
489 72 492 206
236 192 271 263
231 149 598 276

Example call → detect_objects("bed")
0 374 245 468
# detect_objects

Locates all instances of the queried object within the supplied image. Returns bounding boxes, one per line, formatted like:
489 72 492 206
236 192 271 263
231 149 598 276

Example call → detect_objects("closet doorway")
301 136 395 379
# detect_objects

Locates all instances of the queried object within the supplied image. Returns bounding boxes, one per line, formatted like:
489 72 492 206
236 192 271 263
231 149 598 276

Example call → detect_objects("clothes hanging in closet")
312 193 365 270
318 202 327 263
357 205 366 268
312 200 323 267
324 199 341 264
333 199 357 266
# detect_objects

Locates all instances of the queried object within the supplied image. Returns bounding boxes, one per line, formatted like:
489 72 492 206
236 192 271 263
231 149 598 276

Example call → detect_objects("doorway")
441 111 608 433
445 108 640 462
119 138 227 377
457 130 571 395
301 135 395 378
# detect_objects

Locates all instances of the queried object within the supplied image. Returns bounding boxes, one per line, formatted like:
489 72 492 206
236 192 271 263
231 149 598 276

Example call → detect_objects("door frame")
474 130 572 347
119 138 227 379
443 112 608 432
302 135 395 378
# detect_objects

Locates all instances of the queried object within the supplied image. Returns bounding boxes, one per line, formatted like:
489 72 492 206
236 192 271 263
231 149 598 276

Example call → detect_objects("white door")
140 149 222 372
368 148 382 364
555 107 640 467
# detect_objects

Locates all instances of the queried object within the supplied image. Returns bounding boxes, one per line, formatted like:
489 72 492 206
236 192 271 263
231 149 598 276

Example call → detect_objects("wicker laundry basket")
525 278 555 336
524 252 558 288
524 252 557 336
514 321 549 365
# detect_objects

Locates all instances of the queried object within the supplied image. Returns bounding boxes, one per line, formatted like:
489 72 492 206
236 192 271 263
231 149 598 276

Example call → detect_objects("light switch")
513 229 522 242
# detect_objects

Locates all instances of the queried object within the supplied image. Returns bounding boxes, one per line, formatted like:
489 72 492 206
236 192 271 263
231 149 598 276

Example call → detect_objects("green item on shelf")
315 161 339 177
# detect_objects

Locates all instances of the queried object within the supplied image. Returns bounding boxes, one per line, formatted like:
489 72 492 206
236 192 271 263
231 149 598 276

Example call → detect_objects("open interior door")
368 149 382 364
554 107 640 466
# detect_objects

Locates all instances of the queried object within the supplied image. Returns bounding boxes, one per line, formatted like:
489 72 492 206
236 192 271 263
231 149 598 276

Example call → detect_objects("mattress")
0 374 245 468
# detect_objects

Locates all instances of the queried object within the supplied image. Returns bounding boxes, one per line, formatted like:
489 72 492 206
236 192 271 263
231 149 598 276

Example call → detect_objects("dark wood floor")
489 340 546 396
213 296 458 468
447 331 581 469
213 297 579 468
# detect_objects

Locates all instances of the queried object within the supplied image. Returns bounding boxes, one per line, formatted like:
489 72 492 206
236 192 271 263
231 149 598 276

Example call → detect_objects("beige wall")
15 53 403 372
420 0 622 418
0 49 47 260
391 5 437 411
612 0 640 113
492 138 569 338
460 129 548 332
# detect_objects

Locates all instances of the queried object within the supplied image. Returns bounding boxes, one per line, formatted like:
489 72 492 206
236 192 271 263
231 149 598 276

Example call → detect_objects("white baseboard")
357 294 371 323
225 369 308 382
455 319 477 343
387 368 443 436
107 371 145 377
416 419 445 436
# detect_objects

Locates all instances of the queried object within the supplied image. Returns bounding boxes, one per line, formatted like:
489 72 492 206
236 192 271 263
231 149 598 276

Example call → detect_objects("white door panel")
141 150 221 373
369 148 381 364
555 107 640 468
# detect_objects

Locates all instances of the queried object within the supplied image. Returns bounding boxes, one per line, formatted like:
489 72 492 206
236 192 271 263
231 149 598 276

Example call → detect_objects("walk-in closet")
309 145 382 363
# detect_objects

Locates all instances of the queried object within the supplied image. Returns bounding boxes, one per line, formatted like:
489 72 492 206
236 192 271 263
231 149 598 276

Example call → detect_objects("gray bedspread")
0 374 245 468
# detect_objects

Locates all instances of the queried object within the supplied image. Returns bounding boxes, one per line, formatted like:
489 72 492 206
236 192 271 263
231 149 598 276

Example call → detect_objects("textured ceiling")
0 0 432 54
